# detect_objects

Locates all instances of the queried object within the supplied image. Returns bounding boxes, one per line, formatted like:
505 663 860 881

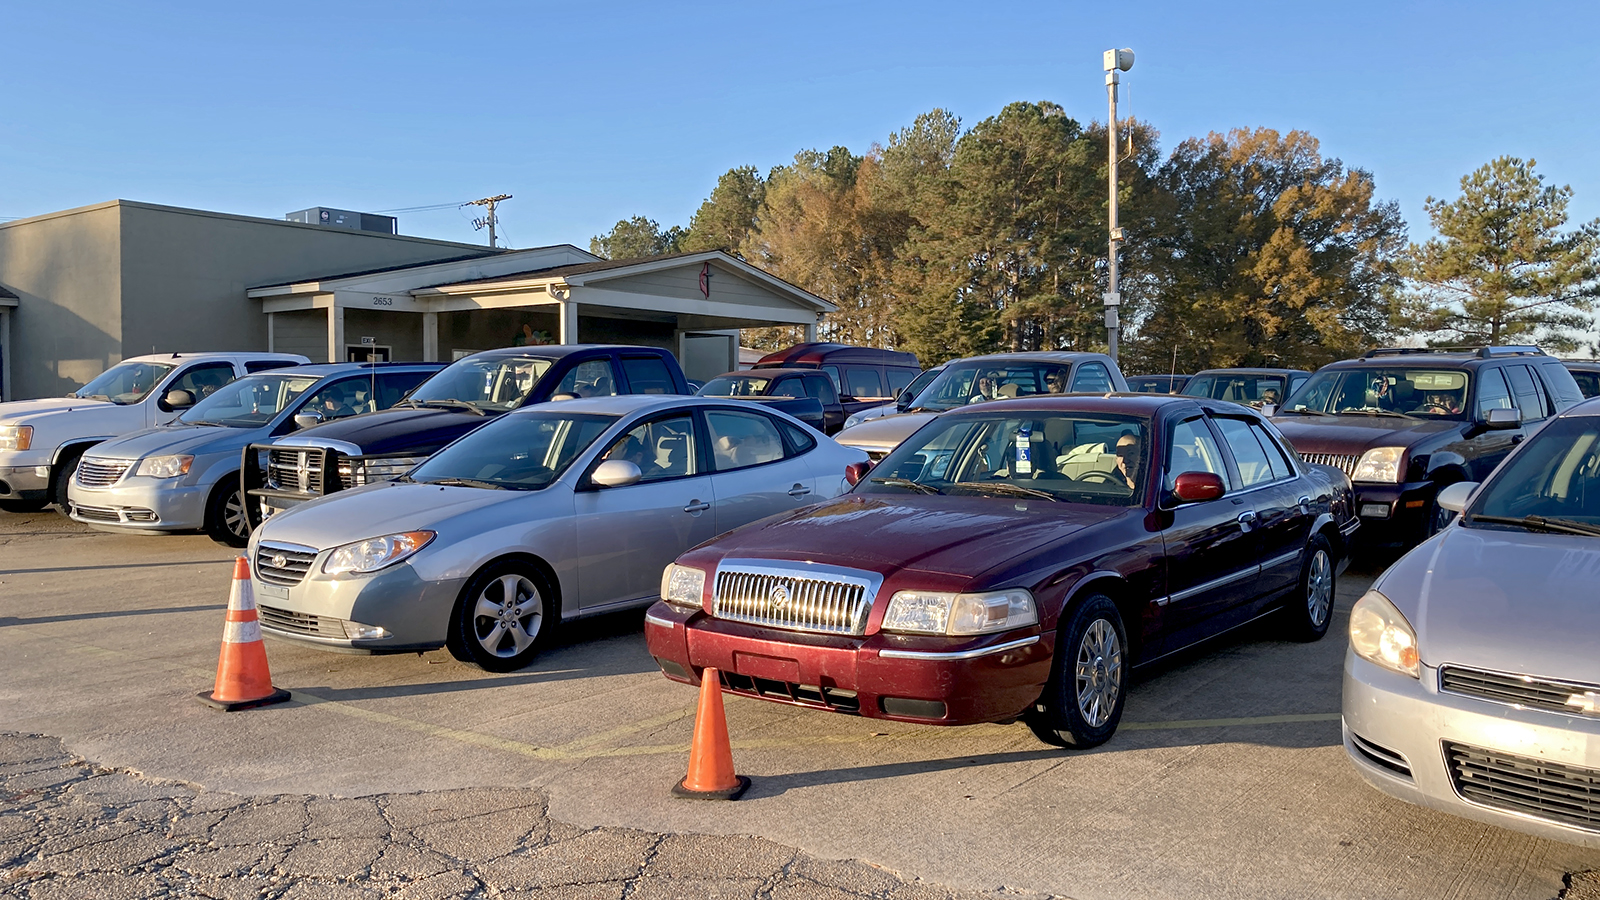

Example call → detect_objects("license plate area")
734 651 801 683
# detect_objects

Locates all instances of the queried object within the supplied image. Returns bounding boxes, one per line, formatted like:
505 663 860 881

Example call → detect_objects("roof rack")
1361 345 1545 359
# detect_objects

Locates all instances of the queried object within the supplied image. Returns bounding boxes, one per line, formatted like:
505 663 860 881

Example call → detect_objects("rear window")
621 356 677 394
841 367 887 399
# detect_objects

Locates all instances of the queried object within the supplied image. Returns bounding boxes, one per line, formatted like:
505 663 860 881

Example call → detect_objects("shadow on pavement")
0 604 222 627
749 748 1070 796
0 558 233 576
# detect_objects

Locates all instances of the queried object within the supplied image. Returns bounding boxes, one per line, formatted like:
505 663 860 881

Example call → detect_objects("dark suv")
1271 346 1584 546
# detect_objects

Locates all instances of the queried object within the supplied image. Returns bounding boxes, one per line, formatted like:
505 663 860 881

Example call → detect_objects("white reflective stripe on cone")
231 583 258 611
223 619 263 644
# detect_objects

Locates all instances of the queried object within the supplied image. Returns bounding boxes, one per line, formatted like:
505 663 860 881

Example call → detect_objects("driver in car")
1114 433 1142 490
1420 391 1462 415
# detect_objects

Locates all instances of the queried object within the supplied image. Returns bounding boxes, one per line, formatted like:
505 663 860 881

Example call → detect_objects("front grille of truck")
75 458 132 487
267 448 324 495
711 563 875 635
254 541 318 587
1445 741 1600 833
1440 666 1600 717
1299 453 1361 478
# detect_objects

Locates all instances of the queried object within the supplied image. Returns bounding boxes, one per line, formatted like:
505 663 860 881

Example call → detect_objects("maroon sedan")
646 395 1358 747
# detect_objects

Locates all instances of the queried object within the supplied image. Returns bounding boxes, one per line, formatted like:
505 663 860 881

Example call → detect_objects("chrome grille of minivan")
711 562 876 635
254 541 318 587
1299 453 1361 478
75 458 132 487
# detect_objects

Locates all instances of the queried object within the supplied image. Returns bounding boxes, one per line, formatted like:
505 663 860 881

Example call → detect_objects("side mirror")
845 460 873 487
592 459 642 488
1171 471 1226 504
1482 407 1521 430
163 389 195 410
1259 403 1278 417
1437 481 1479 514
292 410 324 431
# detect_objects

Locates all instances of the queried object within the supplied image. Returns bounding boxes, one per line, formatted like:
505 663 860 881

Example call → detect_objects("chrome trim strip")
1168 565 1260 603
1261 549 1302 570
878 635 1040 661
643 612 676 628
1340 517 1361 535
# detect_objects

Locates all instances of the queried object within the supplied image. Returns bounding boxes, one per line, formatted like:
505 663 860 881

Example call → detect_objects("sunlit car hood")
1376 525 1600 684
1272 414 1462 455
276 406 492 456
835 412 939 452
687 494 1126 578
0 397 118 423
83 424 262 461
252 479 546 550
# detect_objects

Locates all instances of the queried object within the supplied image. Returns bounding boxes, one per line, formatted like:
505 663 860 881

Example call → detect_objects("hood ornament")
769 583 791 609
1565 692 1600 716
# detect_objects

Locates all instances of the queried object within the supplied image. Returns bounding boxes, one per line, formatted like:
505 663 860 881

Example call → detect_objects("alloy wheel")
1074 618 1123 728
1305 548 1333 629
223 491 249 539
471 574 543 658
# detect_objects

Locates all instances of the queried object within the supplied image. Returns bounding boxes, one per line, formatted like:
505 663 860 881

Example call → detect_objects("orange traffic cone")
198 557 291 711
672 667 750 800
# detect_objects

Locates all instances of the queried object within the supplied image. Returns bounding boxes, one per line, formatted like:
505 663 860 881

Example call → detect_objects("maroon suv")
646 395 1358 747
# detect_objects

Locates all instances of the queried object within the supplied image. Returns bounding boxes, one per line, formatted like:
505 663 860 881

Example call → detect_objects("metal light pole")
1102 48 1134 362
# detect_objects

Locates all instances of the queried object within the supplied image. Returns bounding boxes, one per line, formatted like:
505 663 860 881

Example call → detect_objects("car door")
1157 414 1261 644
800 374 844 433
151 361 238 426
1213 415 1310 597
572 412 717 610
1463 366 1525 482
703 407 814 532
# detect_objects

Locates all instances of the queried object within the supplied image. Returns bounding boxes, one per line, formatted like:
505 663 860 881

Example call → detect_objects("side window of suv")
1475 367 1514 418
170 362 236 402
1504 364 1548 423
1537 361 1585 410
1213 416 1280 488
801 375 838 406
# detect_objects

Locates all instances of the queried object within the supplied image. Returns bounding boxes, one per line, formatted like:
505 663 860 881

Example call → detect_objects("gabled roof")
0 284 18 305
438 248 717 287
250 252 505 289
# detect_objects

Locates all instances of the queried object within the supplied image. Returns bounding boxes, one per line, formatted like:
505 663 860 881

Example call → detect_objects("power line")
371 201 472 214
465 195 512 248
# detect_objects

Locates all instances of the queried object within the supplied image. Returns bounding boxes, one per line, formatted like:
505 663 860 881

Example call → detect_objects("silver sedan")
1342 397 1600 848
246 395 868 671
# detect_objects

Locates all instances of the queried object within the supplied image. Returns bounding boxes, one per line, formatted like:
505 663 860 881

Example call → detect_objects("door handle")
683 500 711 513
787 483 812 498
1238 510 1258 532
1297 495 1312 514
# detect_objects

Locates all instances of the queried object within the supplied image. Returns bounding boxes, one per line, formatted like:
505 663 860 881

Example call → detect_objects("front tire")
205 476 250 547
50 449 85 514
1025 594 1128 749
446 559 555 672
1281 535 1335 642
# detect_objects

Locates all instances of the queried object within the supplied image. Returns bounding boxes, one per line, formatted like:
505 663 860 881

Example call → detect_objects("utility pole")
466 194 512 248
1102 48 1134 363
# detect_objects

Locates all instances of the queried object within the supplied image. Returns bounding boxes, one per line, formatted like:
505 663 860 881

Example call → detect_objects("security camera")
1103 48 1135 72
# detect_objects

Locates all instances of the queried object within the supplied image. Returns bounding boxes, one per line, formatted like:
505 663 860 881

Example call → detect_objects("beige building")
0 201 832 400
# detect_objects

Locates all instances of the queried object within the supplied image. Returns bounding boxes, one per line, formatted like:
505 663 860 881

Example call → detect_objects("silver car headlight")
322 531 435 575
1349 589 1419 678
843 412 867 429
0 425 33 451
1352 447 1404 483
881 589 1038 636
660 564 706 611
135 455 193 478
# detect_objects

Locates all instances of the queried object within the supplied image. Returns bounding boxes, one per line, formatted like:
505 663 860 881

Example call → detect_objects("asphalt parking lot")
3 511 1599 899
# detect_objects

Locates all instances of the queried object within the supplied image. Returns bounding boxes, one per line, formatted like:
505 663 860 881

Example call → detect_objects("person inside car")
1365 375 1397 410
1113 432 1142 490
1419 391 1463 415
969 370 1002 403
1261 387 1281 407
1046 368 1070 394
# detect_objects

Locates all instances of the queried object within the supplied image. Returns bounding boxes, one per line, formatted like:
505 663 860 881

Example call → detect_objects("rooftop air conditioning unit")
284 207 397 234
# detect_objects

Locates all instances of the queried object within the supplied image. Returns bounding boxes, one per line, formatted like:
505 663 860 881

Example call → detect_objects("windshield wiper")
1337 409 1416 419
950 481 1061 502
1467 514 1600 537
413 399 487 416
1277 407 1332 417
421 477 507 490
869 477 943 495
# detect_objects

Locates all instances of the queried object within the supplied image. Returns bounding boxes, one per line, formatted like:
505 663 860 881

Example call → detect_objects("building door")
347 345 392 362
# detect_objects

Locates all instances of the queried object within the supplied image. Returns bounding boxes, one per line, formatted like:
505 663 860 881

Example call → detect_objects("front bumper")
68 478 206 531
0 464 52 500
1342 650 1600 848
1350 481 1435 543
644 602 1053 725
250 552 467 654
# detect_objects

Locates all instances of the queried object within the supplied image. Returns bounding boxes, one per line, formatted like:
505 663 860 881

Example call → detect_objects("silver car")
1342 397 1600 847
247 395 868 671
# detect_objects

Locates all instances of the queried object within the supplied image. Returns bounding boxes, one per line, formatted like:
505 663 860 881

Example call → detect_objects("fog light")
34 466 50 478
1360 503 1390 519
655 657 689 680
342 621 390 640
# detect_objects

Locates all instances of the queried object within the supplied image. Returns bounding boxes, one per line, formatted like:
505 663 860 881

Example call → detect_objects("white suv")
0 352 308 513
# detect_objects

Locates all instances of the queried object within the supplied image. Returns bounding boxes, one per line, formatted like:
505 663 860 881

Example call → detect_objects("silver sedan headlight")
135 455 193 478
1349 589 1419 678
322 531 435 575
881 589 1038 636
1352 447 1404 483
660 564 706 611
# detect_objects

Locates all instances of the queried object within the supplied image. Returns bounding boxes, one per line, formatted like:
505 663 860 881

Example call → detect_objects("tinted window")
375 371 432 410
1071 363 1113 393
1538 362 1585 409
246 360 297 373
780 420 817 455
1505 364 1547 422
599 414 697 482
887 369 917 395
1167 418 1231 491
768 377 805 399
842 367 886 399
621 356 676 395
1214 416 1277 487
300 377 369 420
556 359 619 399
1475 367 1513 417
1570 370 1600 400
705 409 786 471
172 363 237 401
821 365 843 391
801 375 838 405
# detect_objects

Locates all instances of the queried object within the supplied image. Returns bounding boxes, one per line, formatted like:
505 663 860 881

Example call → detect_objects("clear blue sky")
4 0 1597 250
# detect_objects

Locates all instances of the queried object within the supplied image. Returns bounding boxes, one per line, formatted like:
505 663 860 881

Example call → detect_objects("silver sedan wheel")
1075 618 1123 728
471 574 544 659
1305 548 1333 629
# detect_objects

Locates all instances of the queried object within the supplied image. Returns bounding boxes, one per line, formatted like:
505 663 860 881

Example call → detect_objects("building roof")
250 252 507 289
438 248 719 287
0 285 17 302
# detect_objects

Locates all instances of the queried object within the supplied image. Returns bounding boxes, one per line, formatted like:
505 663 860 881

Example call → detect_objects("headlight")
881 589 1038 636
660 564 706 611
136 455 193 478
843 413 866 430
0 425 32 451
338 456 426 487
1352 447 1404 483
1349 589 1419 678
322 531 435 575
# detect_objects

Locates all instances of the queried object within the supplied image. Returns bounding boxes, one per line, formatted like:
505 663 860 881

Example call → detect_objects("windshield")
73 362 175 404
1282 368 1469 419
1183 373 1288 408
1129 375 1184 394
179 374 321 427
1467 416 1600 531
858 412 1149 507
408 411 617 490
911 361 1078 412
406 356 554 412
898 367 942 405
699 375 775 397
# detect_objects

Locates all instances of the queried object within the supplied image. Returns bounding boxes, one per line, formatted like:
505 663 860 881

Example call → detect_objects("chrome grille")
259 604 346 639
1299 453 1360 478
75 458 132 487
267 448 324 495
711 561 876 635
1441 666 1600 716
338 456 427 487
1445 741 1600 833
254 541 317 587
71 503 122 523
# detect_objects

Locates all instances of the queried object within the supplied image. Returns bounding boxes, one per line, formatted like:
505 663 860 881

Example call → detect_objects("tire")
205 476 250 548
446 559 556 672
1025 594 1128 749
50 449 85 514
1281 534 1336 642
0 499 48 513
1423 498 1454 539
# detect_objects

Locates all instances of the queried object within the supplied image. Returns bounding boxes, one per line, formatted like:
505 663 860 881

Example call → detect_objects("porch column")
559 301 578 345
804 320 818 343
0 307 11 402
266 312 276 353
327 306 345 364
422 312 439 362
